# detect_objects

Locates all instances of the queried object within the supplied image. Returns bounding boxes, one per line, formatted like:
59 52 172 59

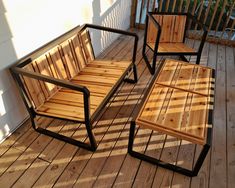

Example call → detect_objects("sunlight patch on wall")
100 0 116 15
0 124 10 141
2 0 93 60
0 90 6 116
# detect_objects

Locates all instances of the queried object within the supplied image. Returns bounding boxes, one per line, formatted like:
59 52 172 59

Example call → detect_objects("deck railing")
131 0 235 46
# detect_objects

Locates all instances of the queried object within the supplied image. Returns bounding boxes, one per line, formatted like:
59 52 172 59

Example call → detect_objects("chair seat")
36 60 131 121
147 42 196 53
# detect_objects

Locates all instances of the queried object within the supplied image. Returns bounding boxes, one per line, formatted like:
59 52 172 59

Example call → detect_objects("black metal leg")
128 121 210 177
84 121 97 151
180 55 189 62
32 116 97 151
142 49 156 75
124 64 138 83
196 54 201 65
192 144 210 176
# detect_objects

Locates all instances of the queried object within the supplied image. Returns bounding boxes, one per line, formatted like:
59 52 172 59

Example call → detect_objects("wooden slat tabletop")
136 59 215 145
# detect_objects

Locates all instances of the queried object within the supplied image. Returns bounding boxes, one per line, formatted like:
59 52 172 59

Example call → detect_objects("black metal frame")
10 23 139 152
142 12 208 74
128 61 215 176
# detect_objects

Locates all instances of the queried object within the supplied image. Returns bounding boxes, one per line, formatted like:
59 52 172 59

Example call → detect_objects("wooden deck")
0 29 234 188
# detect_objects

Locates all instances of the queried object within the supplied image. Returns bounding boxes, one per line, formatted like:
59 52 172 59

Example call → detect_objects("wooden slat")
87 60 131 69
37 102 86 122
147 42 196 53
161 15 175 42
48 46 69 80
22 65 46 108
72 74 117 86
34 56 58 97
59 40 80 78
172 15 186 42
70 35 87 69
208 0 220 32
147 15 162 43
79 29 95 63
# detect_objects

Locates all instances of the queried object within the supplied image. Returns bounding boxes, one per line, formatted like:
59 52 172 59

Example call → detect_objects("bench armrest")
11 67 91 122
82 24 139 65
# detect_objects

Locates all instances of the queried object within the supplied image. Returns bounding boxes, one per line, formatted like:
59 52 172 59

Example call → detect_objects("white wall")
0 0 132 142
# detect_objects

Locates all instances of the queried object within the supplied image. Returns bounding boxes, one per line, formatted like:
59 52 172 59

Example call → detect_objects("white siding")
0 0 132 142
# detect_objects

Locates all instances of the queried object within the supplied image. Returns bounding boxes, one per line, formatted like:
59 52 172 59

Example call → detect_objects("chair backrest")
147 14 187 43
21 28 94 109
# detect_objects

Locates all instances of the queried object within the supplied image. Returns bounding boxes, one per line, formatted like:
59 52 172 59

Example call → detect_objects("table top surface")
136 59 215 145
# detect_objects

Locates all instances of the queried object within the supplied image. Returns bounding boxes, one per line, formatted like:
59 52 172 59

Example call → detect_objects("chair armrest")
11 67 91 122
82 23 139 65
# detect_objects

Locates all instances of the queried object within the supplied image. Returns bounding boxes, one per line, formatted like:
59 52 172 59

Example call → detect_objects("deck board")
0 29 234 188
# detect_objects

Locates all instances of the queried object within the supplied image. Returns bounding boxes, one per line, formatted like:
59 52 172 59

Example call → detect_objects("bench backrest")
147 14 187 43
21 28 94 109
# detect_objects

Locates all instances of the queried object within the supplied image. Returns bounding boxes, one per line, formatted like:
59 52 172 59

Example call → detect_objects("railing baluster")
185 0 191 13
165 0 170 12
220 2 235 39
208 0 220 32
215 0 227 35
194 0 204 30
203 0 213 26
159 0 163 12
228 19 235 40
172 0 177 13
152 0 156 12
139 0 145 24
179 0 184 13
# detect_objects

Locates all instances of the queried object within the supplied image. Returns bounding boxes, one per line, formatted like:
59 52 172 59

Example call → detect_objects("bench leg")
124 63 138 83
128 121 210 177
31 116 97 151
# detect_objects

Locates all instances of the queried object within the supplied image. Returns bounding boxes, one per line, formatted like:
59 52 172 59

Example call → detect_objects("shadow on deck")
0 29 234 188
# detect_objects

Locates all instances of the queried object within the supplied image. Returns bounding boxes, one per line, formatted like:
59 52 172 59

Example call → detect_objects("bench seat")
36 60 131 122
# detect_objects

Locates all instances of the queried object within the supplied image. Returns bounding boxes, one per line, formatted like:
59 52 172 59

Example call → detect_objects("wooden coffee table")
128 59 215 176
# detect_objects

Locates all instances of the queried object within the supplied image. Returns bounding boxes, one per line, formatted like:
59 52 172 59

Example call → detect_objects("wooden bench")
11 24 138 151
142 12 208 74
128 59 215 176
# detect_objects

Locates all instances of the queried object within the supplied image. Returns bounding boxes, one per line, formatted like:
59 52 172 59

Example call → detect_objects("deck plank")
209 44 227 188
226 46 235 188
0 29 234 188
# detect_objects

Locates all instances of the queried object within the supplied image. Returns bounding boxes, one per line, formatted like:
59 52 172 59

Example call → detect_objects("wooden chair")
142 12 208 74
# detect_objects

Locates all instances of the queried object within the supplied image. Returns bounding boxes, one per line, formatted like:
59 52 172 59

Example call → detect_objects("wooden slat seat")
36 60 131 122
128 59 215 177
11 24 138 151
148 42 196 53
143 12 208 74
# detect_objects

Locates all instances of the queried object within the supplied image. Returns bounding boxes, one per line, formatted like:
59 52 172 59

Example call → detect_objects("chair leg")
142 49 156 75
128 121 210 177
196 54 201 65
32 116 97 151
